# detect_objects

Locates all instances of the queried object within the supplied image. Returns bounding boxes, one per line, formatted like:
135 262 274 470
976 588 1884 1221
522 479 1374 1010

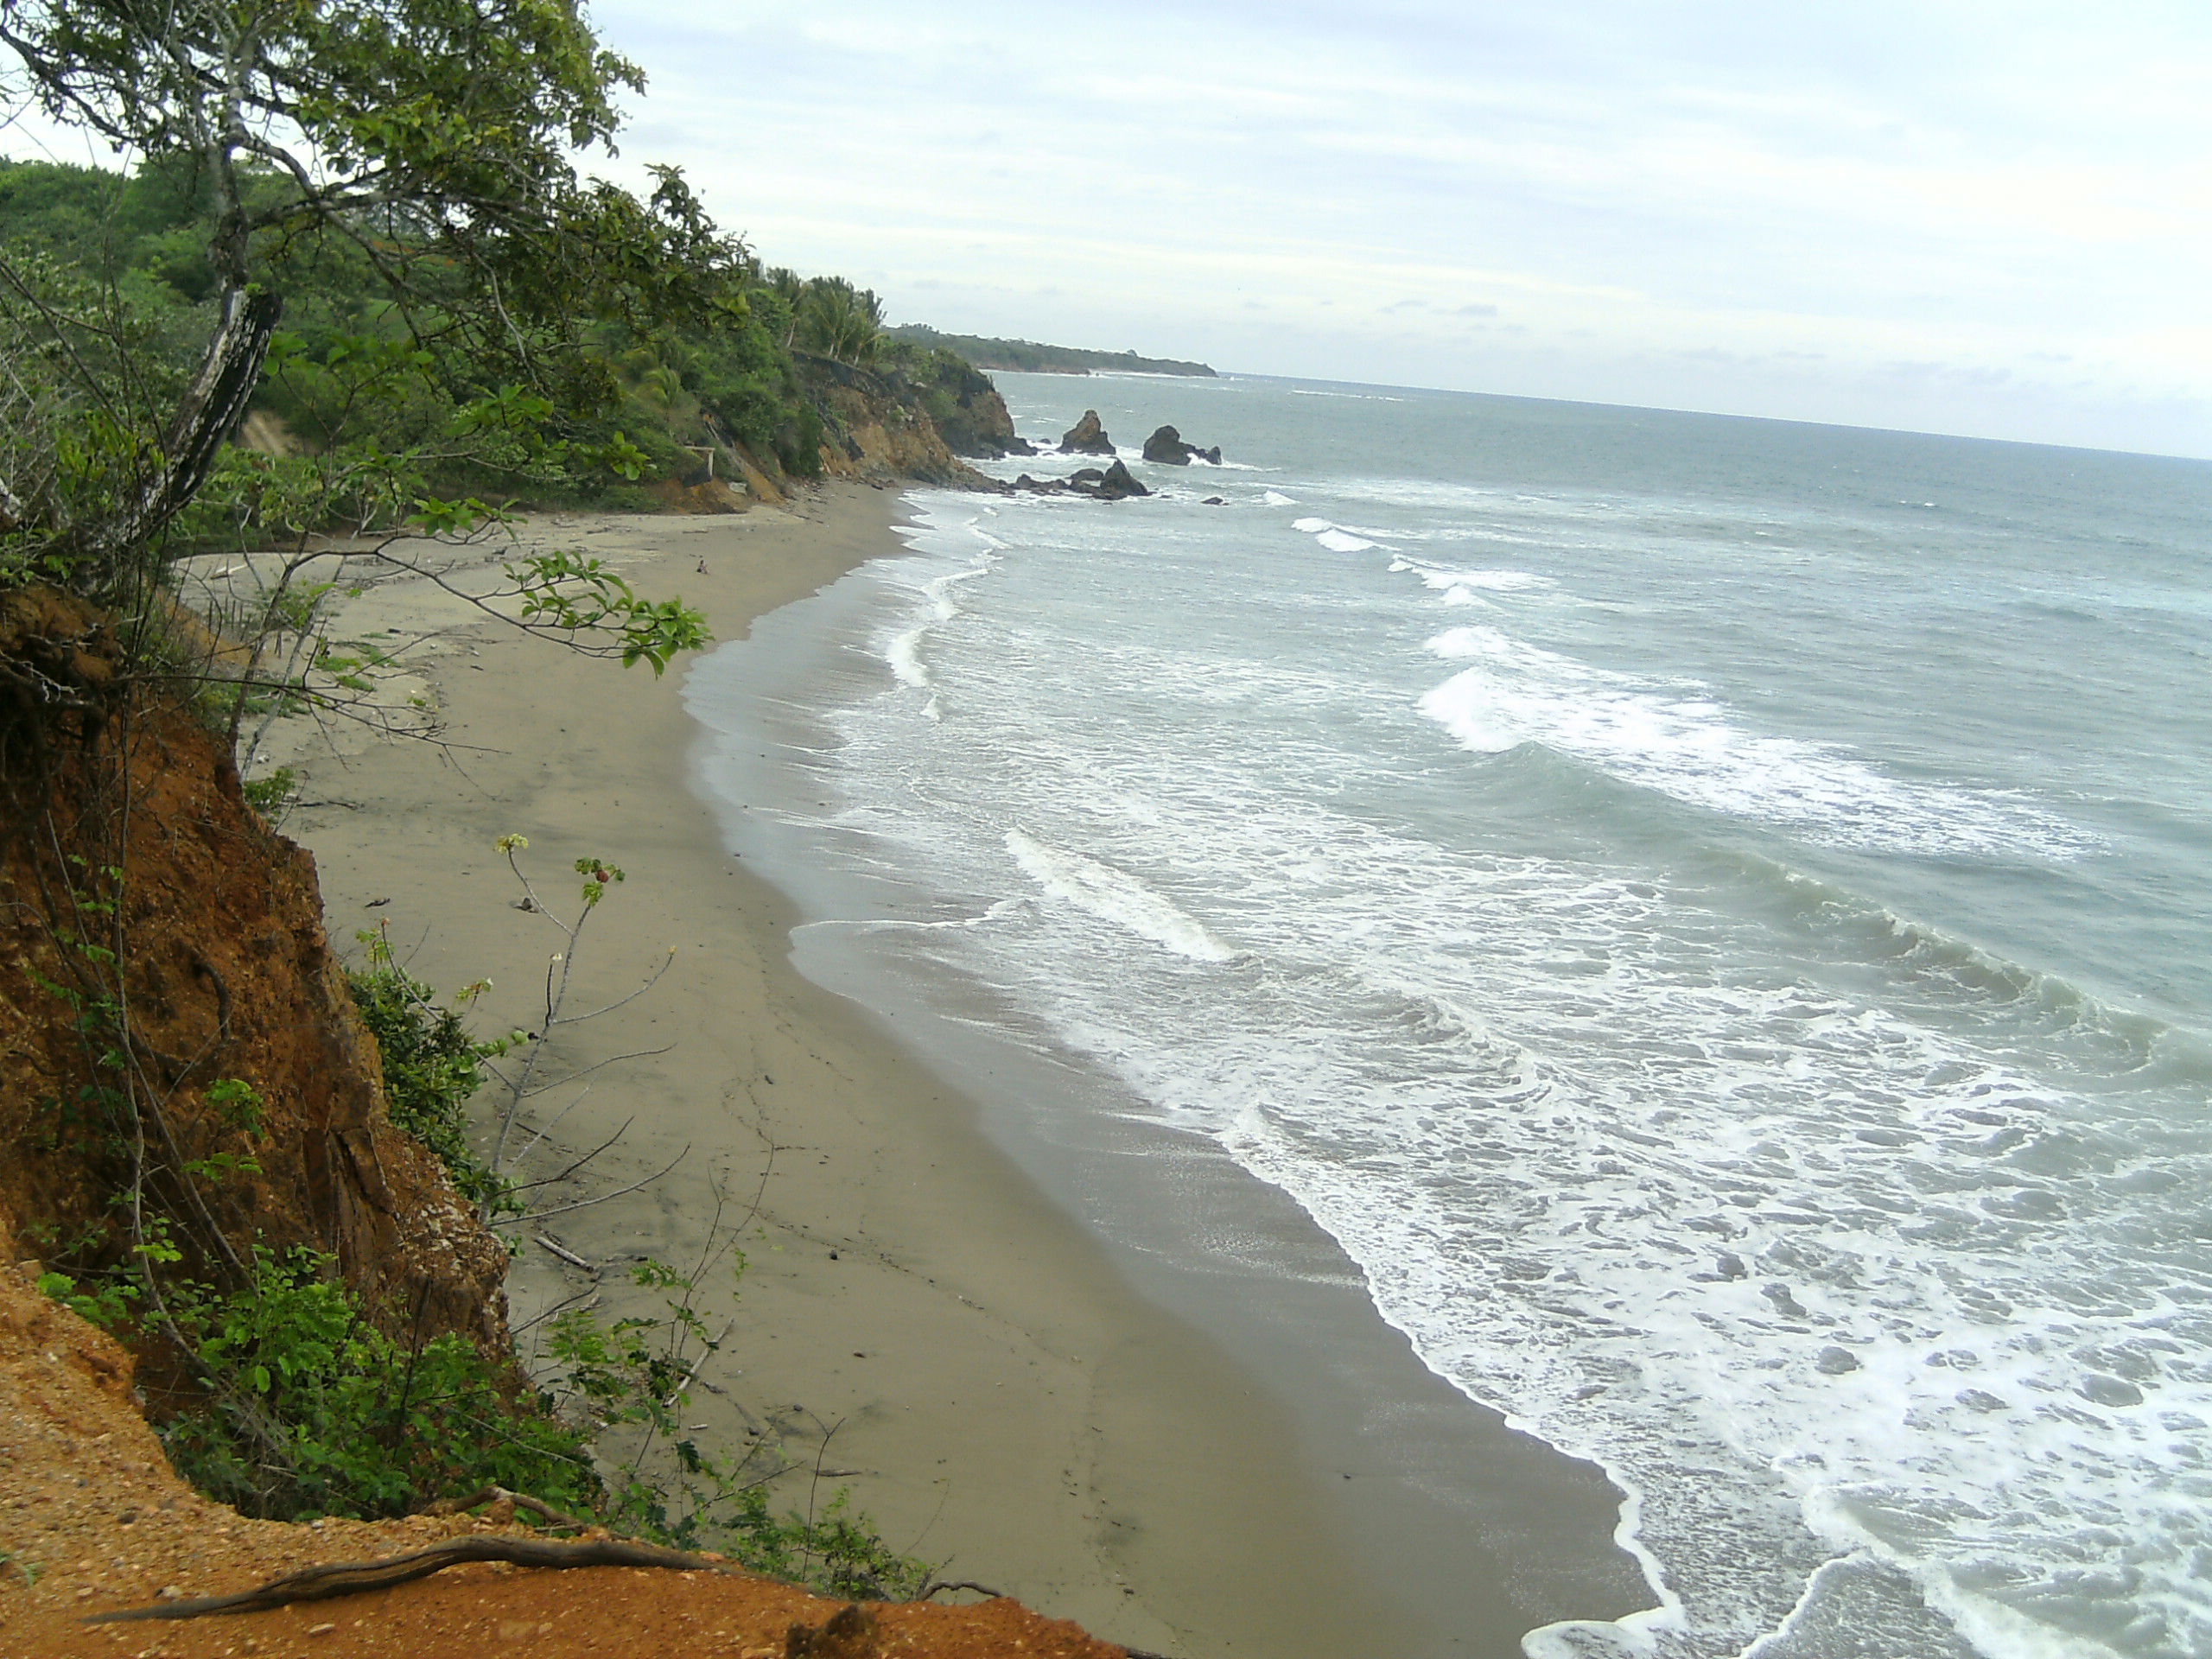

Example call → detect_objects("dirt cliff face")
795 353 1002 486
0 590 506 1358
912 353 1025 457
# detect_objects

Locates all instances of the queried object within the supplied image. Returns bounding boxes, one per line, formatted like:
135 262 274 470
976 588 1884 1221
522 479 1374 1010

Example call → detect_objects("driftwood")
82 1535 722 1624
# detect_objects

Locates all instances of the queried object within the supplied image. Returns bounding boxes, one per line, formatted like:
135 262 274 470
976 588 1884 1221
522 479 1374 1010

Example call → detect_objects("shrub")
157 1246 600 1522
347 932 515 1211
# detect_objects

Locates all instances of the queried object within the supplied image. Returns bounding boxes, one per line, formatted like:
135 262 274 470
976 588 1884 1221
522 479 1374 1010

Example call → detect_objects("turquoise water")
690 373 2212 1658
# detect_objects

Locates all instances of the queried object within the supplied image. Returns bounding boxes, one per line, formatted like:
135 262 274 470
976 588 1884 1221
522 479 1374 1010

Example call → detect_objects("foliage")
0 0 757 604
150 1245 601 1522
36 1236 930 1593
241 766 298 823
790 274 885 365
508 550 712 675
348 928 516 1211
885 322 1217 377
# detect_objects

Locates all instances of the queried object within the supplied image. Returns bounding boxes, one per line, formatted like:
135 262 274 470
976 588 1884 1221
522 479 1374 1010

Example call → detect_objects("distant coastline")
887 323 1217 378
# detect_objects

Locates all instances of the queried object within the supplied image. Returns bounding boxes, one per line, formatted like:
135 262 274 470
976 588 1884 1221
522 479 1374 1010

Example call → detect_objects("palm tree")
794 277 885 365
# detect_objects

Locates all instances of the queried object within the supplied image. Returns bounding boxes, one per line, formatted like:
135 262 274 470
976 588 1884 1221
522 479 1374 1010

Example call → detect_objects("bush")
347 932 515 1210
158 1246 600 1522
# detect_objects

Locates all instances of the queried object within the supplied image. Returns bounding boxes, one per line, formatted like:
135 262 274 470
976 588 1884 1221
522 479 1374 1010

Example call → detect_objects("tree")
793 275 886 365
0 0 746 598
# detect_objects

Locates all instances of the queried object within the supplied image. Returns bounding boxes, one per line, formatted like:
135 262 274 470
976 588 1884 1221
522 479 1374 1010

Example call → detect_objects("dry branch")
83 1535 725 1624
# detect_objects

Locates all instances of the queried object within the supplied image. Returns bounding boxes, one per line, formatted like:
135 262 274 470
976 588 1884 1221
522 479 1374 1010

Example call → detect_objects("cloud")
558 2 2212 454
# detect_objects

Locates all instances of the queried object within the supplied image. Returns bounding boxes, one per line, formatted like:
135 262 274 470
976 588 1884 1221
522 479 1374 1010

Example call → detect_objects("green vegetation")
0 149 899 572
347 928 517 1212
38 1242 927 1596
1 0 934 1598
143 1243 601 1522
887 323 1217 378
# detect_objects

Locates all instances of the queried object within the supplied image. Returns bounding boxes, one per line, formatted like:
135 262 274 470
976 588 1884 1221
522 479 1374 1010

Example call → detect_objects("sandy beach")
255 484 1428 1658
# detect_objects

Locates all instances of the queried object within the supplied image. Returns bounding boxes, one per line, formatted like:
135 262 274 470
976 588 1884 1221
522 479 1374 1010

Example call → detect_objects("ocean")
685 372 2212 1659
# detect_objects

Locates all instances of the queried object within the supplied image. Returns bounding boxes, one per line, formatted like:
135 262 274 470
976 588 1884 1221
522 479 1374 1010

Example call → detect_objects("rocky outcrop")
1058 410 1116 455
1011 460 1151 501
1141 425 1221 466
791 353 998 487
909 353 1032 458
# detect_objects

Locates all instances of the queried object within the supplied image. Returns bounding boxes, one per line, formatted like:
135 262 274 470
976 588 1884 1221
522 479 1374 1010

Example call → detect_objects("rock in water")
1141 423 1223 465
1143 423 1193 464
1010 460 1152 500
1097 459 1150 499
1059 410 1116 454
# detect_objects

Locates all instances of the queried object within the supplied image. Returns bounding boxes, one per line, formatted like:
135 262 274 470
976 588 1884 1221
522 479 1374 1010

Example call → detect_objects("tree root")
82 1535 723 1624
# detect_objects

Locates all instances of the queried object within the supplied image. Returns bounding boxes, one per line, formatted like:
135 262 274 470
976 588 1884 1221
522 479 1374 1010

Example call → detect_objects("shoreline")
271 485 1414 1657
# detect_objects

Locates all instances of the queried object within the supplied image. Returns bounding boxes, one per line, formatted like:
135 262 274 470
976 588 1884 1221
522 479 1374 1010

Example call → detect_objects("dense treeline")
887 322 1216 378
0 152 991 564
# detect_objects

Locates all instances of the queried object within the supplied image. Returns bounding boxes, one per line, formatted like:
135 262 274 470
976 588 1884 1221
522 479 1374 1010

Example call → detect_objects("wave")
1389 557 1554 604
1418 626 2097 860
1317 529 1381 553
1005 830 1242 963
1287 515 1389 555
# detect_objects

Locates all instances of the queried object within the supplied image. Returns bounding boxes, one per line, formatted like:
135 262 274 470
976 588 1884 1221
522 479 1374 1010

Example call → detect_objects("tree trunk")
83 284 284 577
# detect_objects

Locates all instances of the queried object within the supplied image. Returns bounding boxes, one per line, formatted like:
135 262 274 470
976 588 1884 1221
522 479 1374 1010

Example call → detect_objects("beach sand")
264 484 1422 1658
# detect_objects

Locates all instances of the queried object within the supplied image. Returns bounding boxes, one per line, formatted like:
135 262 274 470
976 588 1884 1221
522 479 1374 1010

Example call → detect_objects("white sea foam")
1418 626 2097 859
1392 560 1554 606
713 410 2209 1659
1005 830 1241 962
1317 528 1382 554
887 628 929 689
1291 516 1337 533
1262 490 1300 506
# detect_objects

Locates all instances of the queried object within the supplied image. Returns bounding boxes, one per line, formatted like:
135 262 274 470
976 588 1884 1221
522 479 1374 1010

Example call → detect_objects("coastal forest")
0 1 1098 1649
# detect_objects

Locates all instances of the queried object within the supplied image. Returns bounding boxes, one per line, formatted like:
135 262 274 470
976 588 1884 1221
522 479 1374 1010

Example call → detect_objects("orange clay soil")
0 1255 1132 1659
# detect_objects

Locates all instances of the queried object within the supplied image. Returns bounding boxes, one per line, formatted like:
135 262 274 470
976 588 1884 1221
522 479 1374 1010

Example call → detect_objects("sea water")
687 372 2212 1659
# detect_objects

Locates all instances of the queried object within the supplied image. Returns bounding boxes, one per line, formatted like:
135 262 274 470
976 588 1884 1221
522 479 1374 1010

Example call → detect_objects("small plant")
348 929 518 1211
474 834 678 1224
543 1252 930 1599
242 766 299 823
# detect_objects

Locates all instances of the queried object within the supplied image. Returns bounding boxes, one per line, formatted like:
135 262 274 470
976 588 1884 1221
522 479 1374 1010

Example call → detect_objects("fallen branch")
533 1232 598 1272
917 1578 1007 1601
82 1535 722 1624
423 1484 594 1532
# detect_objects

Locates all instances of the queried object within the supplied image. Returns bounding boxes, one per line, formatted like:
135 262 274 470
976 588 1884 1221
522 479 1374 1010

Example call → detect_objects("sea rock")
1059 410 1116 454
1141 424 1223 466
1142 424 1192 464
1010 460 1152 501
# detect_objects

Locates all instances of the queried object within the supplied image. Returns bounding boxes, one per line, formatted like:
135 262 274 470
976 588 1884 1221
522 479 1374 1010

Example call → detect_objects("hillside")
886 326 1217 378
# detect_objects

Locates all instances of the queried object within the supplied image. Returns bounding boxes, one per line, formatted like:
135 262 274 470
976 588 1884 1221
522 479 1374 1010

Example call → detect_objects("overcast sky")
8 2 2206 456
586 0 2212 458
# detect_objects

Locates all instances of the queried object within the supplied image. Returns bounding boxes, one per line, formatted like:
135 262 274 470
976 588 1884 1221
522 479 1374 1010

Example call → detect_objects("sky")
7 2 2209 456
585 0 2212 458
